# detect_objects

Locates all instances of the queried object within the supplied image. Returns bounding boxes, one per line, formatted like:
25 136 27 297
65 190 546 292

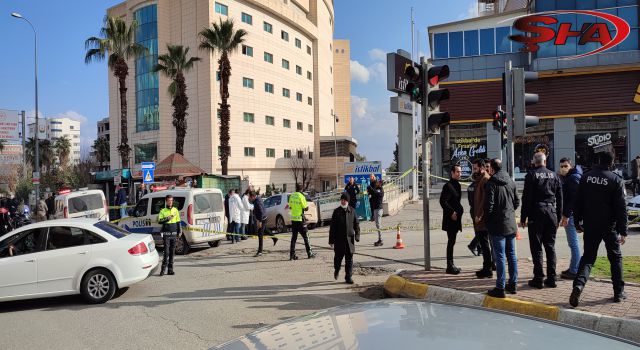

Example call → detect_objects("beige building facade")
107 0 353 191
28 117 82 165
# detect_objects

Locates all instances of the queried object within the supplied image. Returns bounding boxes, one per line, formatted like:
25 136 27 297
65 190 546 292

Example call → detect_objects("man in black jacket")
250 191 277 257
521 152 563 289
329 193 360 284
370 180 384 246
344 177 360 210
558 158 583 280
440 165 464 275
570 151 628 307
485 159 520 298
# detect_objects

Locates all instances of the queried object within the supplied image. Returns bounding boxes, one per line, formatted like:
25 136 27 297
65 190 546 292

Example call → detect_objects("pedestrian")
344 177 360 210
631 155 640 196
45 193 55 220
329 192 360 284
158 195 181 276
36 195 48 222
224 189 233 239
439 165 464 275
485 159 520 298
228 189 243 243
521 152 563 289
370 179 385 246
240 189 253 240
472 159 494 279
558 158 583 280
570 151 628 306
466 173 481 256
288 183 316 260
367 174 378 222
116 185 129 219
250 191 277 257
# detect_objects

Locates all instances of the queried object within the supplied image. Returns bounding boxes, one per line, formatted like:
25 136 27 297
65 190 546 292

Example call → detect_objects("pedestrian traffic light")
426 64 450 134
404 63 424 104
512 68 539 137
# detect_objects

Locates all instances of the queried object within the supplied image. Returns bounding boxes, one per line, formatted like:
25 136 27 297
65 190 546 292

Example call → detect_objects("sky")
0 0 477 166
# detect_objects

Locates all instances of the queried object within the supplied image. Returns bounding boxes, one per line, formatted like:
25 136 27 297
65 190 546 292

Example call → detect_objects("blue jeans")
564 216 581 274
119 203 128 219
232 222 242 242
490 234 518 289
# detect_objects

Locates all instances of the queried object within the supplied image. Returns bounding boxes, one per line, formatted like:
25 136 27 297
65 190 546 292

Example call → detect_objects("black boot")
528 279 544 289
475 268 493 279
569 286 583 307
289 254 299 261
446 264 461 275
159 267 165 276
168 268 175 276
334 270 339 280
487 288 506 298
614 291 627 303
505 282 517 294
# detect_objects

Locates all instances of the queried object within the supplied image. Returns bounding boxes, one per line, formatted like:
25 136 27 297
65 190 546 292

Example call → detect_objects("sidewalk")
398 258 640 319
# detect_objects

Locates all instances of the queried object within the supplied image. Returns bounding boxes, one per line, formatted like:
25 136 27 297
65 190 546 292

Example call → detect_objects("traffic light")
492 109 508 148
512 68 539 137
404 63 424 104
492 109 503 132
426 64 450 134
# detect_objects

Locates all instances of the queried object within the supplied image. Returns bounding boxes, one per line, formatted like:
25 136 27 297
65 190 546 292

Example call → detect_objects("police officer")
289 183 316 260
570 151 628 307
521 152 563 289
158 195 181 276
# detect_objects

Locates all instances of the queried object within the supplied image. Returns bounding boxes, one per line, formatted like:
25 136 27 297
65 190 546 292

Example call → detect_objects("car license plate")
197 219 209 225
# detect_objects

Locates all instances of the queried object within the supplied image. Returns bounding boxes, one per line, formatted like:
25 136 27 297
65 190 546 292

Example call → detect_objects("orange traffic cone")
516 228 522 240
393 225 405 249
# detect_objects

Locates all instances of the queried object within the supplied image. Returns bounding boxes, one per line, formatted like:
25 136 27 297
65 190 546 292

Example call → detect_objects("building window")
215 2 228 15
307 97 312 105
496 26 512 53
283 119 291 128
243 112 255 123
282 59 290 69
134 143 157 164
265 82 274 93
242 45 253 57
266 148 275 158
307 45 311 55
296 65 302 75
70 126 75 130
296 93 302 102
282 88 290 98
307 71 312 80
433 32 448 59
464 30 479 56
241 12 252 25
216 71 220 81
330 66 332 74
244 147 255 157
308 124 313 133
281 30 289 41
480 28 495 55
297 150 304 158
309 151 313 159
297 122 303 130
265 115 275 125
243 77 254 89
263 21 273 33
284 149 291 158
295 38 301 48
134 4 159 132
264 52 273 63
217 109 221 119
449 31 463 58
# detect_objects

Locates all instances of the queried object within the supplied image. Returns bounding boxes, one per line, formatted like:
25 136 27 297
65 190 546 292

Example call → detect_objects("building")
427 0 640 181
90 117 111 171
106 0 353 191
28 117 82 165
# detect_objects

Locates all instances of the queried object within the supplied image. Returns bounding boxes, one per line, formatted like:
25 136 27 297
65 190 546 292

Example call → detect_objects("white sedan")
0 219 159 304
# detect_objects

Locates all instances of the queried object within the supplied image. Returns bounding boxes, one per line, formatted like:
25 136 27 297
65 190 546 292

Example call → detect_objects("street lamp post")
332 112 339 189
12 12 40 203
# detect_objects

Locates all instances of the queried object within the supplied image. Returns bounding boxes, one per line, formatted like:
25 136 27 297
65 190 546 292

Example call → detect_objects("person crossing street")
288 183 316 260
329 193 360 284
158 195 181 276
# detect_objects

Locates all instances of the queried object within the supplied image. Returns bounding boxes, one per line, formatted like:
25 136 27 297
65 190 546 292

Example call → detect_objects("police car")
628 195 640 224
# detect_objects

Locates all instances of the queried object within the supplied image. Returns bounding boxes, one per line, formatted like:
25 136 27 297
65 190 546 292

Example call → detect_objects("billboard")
343 161 382 185
0 144 23 165
450 137 487 181
0 109 21 142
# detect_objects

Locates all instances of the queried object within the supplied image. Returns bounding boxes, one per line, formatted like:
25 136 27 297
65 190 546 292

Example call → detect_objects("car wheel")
208 240 221 248
176 235 190 255
276 215 286 233
81 268 116 304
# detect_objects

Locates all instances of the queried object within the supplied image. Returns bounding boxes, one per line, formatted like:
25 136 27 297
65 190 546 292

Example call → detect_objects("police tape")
107 205 136 209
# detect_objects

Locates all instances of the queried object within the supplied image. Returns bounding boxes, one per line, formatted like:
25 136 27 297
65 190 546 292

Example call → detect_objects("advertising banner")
343 161 382 185
0 109 21 142
450 137 487 181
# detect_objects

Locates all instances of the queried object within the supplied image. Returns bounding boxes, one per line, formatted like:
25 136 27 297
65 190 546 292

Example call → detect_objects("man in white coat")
240 189 254 240
228 190 243 243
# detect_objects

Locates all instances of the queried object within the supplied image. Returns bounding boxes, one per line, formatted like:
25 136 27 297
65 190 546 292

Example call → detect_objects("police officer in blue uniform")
570 151 628 307
520 152 563 289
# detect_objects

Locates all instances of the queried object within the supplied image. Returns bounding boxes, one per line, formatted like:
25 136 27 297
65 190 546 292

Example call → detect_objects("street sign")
141 162 156 170
32 171 40 180
390 96 413 115
387 52 416 94
142 169 154 184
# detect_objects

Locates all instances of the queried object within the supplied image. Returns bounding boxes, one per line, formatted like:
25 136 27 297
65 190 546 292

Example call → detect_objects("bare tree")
288 148 317 191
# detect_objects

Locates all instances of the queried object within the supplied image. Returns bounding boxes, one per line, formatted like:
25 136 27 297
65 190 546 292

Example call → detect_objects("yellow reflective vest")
288 192 307 222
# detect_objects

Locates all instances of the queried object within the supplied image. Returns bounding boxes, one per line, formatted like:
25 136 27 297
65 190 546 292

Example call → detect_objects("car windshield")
94 221 130 238
68 194 103 214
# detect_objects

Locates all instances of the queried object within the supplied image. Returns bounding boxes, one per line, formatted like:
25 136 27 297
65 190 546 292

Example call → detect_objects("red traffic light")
427 65 450 86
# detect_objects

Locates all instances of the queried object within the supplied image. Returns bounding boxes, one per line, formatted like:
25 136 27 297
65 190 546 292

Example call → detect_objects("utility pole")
505 60 515 179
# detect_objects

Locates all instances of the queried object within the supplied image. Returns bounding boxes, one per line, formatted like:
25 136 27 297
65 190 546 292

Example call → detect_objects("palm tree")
154 44 200 155
92 137 110 170
25 138 56 172
54 136 71 168
199 19 247 175
85 16 146 169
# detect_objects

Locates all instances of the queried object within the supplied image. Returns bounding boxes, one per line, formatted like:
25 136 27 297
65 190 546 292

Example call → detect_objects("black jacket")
252 196 266 222
369 186 384 210
440 179 463 232
574 166 628 236
484 170 520 236
329 206 360 253
344 183 360 207
521 166 563 225
467 174 478 220
561 165 583 218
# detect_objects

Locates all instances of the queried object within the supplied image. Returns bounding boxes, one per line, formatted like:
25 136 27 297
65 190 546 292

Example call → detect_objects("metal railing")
383 168 415 203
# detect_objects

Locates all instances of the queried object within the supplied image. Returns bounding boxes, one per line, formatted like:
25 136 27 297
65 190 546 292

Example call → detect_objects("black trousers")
477 231 493 270
334 248 353 280
290 221 311 256
574 229 624 294
257 219 266 253
528 209 558 280
446 229 458 265
162 234 176 271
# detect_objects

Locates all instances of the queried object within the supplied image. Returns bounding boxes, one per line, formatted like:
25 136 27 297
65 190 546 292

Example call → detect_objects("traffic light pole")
420 58 431 271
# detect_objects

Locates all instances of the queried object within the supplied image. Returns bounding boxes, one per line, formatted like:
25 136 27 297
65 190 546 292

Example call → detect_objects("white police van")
118 188 226 254
54 189 109 221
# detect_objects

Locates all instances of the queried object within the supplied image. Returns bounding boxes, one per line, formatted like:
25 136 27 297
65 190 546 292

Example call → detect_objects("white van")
118 188 226 255
54 189 109 221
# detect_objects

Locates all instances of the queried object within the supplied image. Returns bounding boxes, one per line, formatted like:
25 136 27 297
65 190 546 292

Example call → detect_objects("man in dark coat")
631 155 640 196
45 193 55 220
439 165 464 275
250 191 277 257
344 177 360 210
329 193 360 284
559 158 583 280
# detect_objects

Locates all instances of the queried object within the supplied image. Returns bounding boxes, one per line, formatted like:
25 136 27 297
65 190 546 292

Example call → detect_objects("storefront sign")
343 161 382 185
386 52 415 94
450 138 487 181
515 135 550 145
587 133 612 147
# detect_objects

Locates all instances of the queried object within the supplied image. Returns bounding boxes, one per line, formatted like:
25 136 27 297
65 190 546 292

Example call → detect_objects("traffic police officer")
570 151 628 307
288 183 316 260
158 195 181 276
520 152 563 289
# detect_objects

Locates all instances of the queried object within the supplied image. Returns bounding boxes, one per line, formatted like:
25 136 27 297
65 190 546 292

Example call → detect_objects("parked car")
213 300 639 350
119 188 226 255
0 219 158 304
628 195 640 224
264 193 319 233
54 189 109 221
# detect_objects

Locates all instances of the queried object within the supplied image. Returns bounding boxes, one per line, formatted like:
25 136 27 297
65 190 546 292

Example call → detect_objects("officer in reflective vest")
289 183 316 260
158 195 181 276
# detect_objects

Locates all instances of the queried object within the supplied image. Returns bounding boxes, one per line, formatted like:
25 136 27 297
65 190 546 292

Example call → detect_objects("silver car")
263 193 319 233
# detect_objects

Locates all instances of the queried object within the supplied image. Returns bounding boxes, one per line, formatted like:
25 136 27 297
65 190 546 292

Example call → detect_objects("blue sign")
142 169 154 184
141 162 156 170
343 161 382 185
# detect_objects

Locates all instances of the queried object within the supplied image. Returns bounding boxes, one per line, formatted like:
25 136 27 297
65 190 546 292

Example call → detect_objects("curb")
383 274 640 343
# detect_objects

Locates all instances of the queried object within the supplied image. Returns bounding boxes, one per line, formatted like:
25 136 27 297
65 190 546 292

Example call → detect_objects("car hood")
212 300 637 350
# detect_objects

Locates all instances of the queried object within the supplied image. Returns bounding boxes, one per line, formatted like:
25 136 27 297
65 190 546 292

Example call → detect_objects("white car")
628 195 640 224
0 219 158 304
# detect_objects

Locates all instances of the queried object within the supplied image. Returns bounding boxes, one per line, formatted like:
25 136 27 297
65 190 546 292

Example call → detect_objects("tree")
92 137 110 170
199 19 247 175
54 136 72 168
388 142 399 172
288 149 317 191
154 44 200 155
355 153 367 162
85 16 146 168
25 138 56 172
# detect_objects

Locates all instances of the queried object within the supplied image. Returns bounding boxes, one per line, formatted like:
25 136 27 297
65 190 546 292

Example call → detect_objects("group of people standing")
343 174 385 246
441 151 628 305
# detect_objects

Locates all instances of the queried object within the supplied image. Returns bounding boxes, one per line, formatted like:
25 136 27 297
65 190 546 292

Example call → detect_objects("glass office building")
134 4 159 133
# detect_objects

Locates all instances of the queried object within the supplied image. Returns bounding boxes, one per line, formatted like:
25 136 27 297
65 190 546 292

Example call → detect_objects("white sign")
0 109 21 142
0 145 23 165
587 133 612 147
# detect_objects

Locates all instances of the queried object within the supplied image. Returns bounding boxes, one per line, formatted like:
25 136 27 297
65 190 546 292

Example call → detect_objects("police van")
54 189 109 221
118 188 226 254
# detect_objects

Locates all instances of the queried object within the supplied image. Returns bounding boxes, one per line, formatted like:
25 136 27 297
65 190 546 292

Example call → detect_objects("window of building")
307 71 312 80
263 21 273 33
283 119 291 128
297 122 303 130
265 115 275 125
480 28 495 55
496 26 512 53
282 88 290 98
297 150 304 158
70 126 75 130
330 66 332 74
296 93 302 102
241 12 252 25
448 31 463 58
216 71 220 81
217 109 221 119
433 32 448 59
244 147 255 157
266 148 276 158
243 112 255 123
464 30 479 56
215 2 228 15
242 45 253 57
73 135 79 139
309 151 313 159
307 97 312 105
295 38 301 48
134 143 157 164
265 82 274 93
296 65 302 75
264 52 273 63
243 77 254 89
284 149 291 158
308 124 313 133
134 4 159 132
281 30 289 41
307 45 311 55
282 59 290 69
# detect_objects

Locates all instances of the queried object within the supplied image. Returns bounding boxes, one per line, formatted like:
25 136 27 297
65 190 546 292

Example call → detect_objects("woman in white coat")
240 189 254 240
